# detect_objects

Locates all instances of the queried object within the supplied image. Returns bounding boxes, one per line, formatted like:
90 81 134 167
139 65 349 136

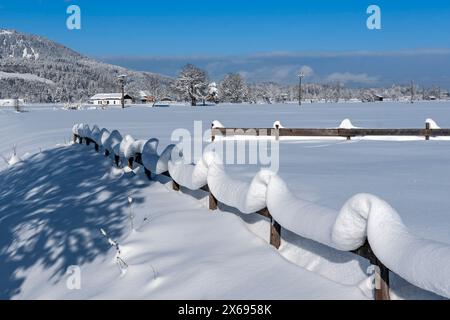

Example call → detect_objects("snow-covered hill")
0 29 172 103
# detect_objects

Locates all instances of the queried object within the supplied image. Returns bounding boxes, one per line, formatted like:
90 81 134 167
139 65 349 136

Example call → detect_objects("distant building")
280 93 289 103
89 93 133 106
138 91 156 104
153 97 175 107
140 95 156 104
373 94 384 102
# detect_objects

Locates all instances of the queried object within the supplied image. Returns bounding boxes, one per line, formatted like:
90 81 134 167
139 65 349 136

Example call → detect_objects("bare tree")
219 73 247 103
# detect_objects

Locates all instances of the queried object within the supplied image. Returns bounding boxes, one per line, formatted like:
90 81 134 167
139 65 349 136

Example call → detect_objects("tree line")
170 64 449 105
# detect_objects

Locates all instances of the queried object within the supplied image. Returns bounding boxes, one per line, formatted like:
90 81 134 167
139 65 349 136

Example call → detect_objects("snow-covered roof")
139 90 150 98
90 93 132 100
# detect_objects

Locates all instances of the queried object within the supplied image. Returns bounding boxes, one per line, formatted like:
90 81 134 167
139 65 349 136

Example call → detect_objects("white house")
89 93 133 106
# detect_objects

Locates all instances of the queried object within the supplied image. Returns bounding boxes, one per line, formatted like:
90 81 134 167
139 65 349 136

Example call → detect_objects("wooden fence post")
374 260 391 300
94 143 99 152
86 138 90 146
425 122 431 141
256 208 281 249
209 190 218 210
127 157 134 169
275 125 280 141
211 124 216 142
79 137 83 144
73 134 78 143
352 242 390 300
270 218 281 249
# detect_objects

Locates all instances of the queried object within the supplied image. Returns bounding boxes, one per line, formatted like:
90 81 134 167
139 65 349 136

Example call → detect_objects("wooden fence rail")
212 122 450 141
73 132 392 300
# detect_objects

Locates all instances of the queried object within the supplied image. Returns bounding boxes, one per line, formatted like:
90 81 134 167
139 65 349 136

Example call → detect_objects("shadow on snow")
0 144 150 299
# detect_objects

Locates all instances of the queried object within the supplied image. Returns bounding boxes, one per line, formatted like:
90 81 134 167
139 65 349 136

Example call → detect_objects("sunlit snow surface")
1 102 449 299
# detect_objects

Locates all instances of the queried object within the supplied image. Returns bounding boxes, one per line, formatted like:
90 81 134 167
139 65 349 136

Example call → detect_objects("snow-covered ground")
1 102 450 299
1 145 368 299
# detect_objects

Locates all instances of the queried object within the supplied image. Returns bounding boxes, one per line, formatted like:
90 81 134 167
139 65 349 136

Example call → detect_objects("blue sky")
1 0 450 87
1 0 449 56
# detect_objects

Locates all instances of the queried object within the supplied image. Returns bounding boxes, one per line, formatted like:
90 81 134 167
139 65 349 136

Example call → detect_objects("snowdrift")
73 123 450 299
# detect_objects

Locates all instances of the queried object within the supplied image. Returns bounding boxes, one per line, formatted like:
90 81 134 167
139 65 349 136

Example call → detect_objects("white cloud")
237 65 315 83
325 72 378 84
102 50 450 87
299 65 314 77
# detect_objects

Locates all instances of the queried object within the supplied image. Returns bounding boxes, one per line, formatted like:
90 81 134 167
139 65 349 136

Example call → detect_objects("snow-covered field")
1 102 450 300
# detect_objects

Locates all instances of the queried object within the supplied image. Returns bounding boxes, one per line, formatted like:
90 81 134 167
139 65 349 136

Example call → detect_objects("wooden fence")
212 122 450 141
73 131 401 300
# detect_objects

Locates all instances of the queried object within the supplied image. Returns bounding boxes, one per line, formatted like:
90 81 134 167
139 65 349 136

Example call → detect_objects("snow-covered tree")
172 64 209 106
219 73 247 103
206 82 219 103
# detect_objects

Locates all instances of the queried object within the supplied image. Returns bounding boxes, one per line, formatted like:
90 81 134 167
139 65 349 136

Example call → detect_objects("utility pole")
298 72 304 106
117 75 127 108
336 81 341 103
410 80 414 104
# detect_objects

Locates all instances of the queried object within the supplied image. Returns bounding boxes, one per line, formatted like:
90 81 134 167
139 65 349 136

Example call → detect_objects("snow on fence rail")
72 123 450 300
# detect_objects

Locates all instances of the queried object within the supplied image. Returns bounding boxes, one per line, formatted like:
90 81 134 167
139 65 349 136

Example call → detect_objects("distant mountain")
0 29 172 103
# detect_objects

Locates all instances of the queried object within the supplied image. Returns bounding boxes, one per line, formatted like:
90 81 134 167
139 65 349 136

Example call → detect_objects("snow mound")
266 175 337 247
8 153 22 166
125 139 147 160
72 123 89 136
77 124 91 138
74 123 177 174
212 120 225 129
339 119 357 129
426 119 440 129
100 129 111 147
141 139 176 174
119 135 135 159
72 124 79 135
335 194 450 299
266 176 450 298
208 166 273 214
273 121 284 129
89 125 102 145
168 147 210 190
169 149 270 213
103 130 122 155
